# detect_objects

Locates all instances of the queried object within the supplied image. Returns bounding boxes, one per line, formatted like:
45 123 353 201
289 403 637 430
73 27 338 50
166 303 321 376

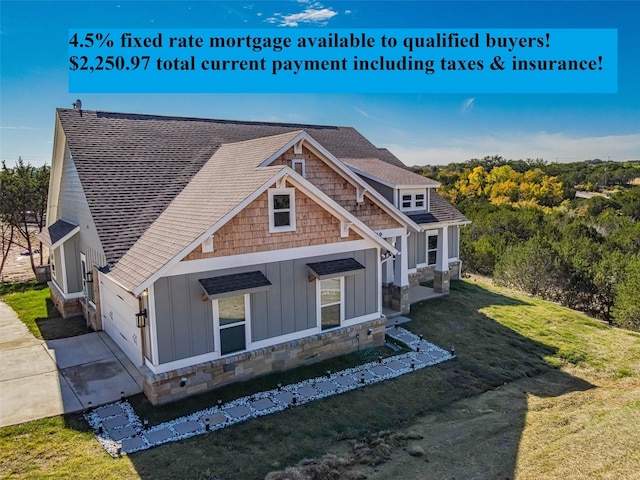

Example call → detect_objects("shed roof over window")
307 258 365 280
36 219 80 249
199 271 271 300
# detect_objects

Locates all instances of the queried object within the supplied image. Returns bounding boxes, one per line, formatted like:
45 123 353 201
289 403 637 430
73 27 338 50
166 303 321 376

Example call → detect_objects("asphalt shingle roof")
407 191 470 225
38 219 78 248
343 157 440 188
108 132 298 292
307 258 365 279
199 271 272 298
57 108 409 267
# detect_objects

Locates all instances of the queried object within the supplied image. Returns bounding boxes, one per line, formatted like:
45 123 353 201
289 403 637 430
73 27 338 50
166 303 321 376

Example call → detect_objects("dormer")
342 157 440 213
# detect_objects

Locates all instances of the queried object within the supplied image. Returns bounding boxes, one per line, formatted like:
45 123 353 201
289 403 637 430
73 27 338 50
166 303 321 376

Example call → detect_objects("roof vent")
72 99 83 116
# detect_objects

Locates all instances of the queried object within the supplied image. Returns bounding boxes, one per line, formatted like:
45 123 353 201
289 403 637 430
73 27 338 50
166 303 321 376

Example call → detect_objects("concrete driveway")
0 301 143 428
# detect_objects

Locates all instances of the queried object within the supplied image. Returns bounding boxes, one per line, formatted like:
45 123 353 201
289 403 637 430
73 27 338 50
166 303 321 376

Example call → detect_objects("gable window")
427 233 438 266
292 158 306 177
399 190 427 212
319 277 343 330
268 188 296 233
215 294 249 356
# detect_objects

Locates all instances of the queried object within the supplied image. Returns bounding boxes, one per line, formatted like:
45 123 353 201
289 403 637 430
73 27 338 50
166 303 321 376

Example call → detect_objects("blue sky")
1 0 639 166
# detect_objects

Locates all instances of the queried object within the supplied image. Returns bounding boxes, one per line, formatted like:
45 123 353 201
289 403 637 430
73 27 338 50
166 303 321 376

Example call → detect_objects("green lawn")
1 279 638 479
0 283 91 340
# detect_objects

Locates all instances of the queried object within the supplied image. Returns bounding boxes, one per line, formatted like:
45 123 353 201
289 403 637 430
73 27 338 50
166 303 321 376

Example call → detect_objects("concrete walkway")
0 301 143 428
87 325 454 457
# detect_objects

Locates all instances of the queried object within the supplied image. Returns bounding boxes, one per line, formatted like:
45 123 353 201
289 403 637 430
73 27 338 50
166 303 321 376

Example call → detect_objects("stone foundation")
48 281 83 318
434 270 451 293
383 284 410 314
141 318 386 405
408 261 461 288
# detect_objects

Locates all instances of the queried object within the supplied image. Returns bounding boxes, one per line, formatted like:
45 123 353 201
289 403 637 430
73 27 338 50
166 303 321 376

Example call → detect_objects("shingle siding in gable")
182 186 362 261
271 146 402 232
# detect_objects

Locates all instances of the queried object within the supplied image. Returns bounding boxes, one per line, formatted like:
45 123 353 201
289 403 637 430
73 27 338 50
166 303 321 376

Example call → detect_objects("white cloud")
461 97 475 114
383 132 640 166
267 2 338 27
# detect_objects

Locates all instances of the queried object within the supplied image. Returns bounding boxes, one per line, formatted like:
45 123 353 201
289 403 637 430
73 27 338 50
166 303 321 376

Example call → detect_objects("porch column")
392 234 410 313
382 238 395 284
434 226 450 294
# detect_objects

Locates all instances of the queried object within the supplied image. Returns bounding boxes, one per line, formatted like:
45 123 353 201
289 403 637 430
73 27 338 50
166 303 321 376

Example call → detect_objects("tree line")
0 158 50 277
416 156 640 331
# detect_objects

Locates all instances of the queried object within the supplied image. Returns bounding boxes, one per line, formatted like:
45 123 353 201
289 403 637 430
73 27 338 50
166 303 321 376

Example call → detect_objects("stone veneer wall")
408 261 461 287
141 318 386 405
48 281 83 318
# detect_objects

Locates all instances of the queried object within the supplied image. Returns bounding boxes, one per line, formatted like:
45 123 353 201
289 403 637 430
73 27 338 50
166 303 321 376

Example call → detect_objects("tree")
611 256 640 330
0 158 50 276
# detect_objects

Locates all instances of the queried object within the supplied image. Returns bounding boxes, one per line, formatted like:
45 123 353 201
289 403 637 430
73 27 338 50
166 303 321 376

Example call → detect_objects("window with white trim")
319 277 343 330
292 158 306 177
215 294 250 356
427 233 438 266
268 188 296 233
399 190 427 212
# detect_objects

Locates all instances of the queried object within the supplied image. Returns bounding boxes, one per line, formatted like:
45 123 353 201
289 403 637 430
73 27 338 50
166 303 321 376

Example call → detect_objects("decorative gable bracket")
275 176 288 189
340 220 353 238
294 139 304 155
356 186 366 204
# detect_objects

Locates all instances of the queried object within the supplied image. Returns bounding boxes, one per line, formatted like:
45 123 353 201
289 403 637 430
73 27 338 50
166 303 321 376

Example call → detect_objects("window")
292 158 305 177
320 277 342 330
427 234 438 266
216 295 248 356
399 190 427 212
268 188 296 233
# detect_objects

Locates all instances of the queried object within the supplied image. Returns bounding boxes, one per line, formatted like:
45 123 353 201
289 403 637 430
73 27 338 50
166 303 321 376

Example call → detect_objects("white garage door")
99 274 143 366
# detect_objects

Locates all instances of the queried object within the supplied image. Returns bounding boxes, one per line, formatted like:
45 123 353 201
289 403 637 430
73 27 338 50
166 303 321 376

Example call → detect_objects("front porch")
383 285 446 319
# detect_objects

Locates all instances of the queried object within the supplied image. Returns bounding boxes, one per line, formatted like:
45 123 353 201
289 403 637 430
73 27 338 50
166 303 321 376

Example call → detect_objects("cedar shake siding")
183 185 362 262
272 147 403 231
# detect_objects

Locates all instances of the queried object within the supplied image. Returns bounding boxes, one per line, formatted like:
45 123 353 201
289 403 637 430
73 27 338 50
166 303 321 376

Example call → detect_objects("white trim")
268 188 296 233
59 245 69 294
342 311 380 327
53 288 85 301
50 225 80 250
147 283 159 365
346 166 441 190
259 131 420 232
167 240 375 277
375 227 405 238
202 236 214 253
144 351 219 374
426 231 438 266
292 158 306 177
213 294 251 356
399 189 427 212
142 309 382 375
284 169 398 254
340 220 352 238
248 326 318 350
132 163 396 295
377 246 382 313
317 276 344 331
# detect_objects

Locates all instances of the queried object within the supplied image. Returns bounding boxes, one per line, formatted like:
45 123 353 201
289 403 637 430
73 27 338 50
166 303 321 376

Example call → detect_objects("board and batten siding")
358 176 394 204
407 231 427 269
448 225 459 259
56 148 106 277
152 248 379 365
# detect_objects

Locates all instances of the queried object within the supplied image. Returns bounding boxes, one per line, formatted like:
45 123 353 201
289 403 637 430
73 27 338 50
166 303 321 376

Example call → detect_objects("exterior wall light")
136 309 147 328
